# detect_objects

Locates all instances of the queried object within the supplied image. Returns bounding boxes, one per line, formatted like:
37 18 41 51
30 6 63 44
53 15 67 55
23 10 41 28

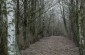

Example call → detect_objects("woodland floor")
20 36 79 55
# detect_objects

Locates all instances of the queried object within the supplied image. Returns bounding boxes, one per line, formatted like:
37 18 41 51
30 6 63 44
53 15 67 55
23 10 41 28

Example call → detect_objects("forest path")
21 36 79 55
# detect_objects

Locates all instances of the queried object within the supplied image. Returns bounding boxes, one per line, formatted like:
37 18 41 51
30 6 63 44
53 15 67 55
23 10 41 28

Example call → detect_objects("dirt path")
20 36 79 55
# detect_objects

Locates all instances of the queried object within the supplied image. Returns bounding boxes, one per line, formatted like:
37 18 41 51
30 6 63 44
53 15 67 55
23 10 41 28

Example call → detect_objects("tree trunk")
6 0 20 55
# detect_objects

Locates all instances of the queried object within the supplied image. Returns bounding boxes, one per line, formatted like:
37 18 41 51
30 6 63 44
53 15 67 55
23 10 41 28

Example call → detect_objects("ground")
20 36 79 55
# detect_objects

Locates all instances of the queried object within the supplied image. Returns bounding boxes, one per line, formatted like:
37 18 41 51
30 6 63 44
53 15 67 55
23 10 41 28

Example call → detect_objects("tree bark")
6 0 20 55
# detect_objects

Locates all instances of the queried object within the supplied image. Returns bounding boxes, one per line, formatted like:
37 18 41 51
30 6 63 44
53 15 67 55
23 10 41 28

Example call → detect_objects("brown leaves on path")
21 36 79 55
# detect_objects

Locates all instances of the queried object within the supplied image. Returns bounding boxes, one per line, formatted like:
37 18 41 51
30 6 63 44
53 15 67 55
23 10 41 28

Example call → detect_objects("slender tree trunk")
0 1 8 55
16 0 20 49
23 0 27 41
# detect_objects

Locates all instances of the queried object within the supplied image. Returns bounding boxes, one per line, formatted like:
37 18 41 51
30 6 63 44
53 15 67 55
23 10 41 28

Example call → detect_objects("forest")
0 0 85 55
